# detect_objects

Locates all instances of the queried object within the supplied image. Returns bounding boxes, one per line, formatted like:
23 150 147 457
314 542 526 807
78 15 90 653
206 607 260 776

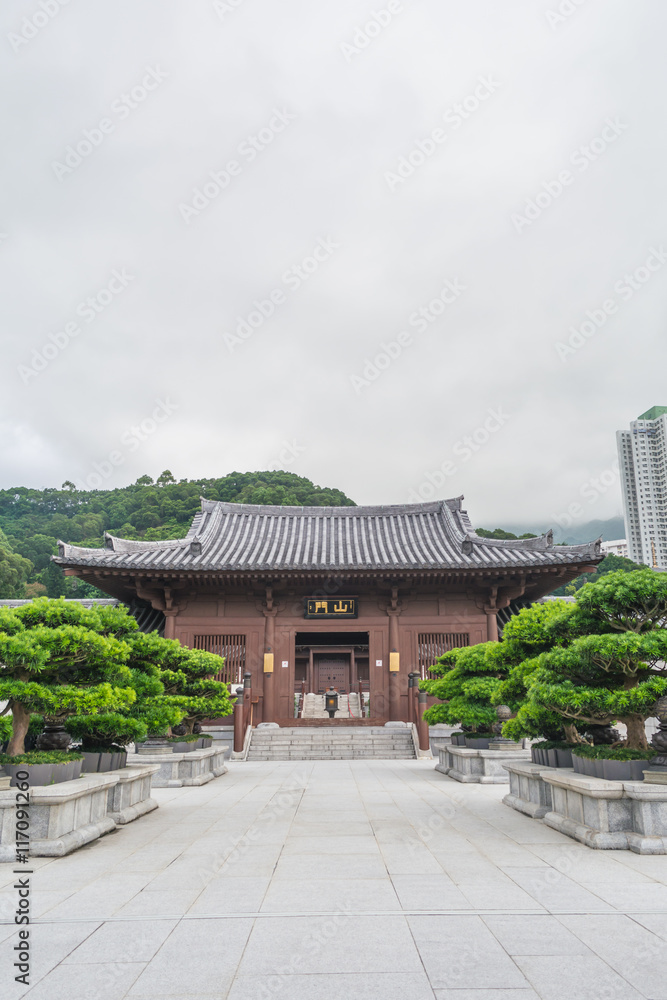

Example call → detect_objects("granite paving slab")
1 759 666 999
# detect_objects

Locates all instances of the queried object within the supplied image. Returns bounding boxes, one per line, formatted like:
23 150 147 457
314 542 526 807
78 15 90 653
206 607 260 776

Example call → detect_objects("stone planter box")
0 772 119 859
198 737 213 749
106 763 160 825
572 754 649 782
542 770 667 854
436 745 530 784
532 747 574 768
464 737 492 750
602 758 649 781
127 746 228 787
168 741 196 754
503 761 560 818
0 763 162 859
573 754 596 777
81 750 128 773
3 759 82 787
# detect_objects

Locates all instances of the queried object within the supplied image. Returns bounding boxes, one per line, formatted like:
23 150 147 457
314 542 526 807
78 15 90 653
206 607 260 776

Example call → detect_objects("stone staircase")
301 692 364 719
246 725 416 761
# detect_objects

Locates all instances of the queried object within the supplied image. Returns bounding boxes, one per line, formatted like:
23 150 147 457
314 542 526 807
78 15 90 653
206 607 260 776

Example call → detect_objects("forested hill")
0 471 355 598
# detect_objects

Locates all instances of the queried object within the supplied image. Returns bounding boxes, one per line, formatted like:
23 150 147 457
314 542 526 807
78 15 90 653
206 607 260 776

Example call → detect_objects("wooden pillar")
164 611 177 640
485 584 499 643
233 697 245 752
262 587 278 723
242 671 252 730
417 690 430 751
387 587 402 721
308 648 314 693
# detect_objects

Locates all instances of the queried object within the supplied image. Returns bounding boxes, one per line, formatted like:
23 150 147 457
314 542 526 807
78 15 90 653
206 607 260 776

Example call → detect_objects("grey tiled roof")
55 498 602 574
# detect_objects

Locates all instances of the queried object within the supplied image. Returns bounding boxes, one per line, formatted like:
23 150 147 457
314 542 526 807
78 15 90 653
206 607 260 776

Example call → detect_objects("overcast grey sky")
2 0 665 531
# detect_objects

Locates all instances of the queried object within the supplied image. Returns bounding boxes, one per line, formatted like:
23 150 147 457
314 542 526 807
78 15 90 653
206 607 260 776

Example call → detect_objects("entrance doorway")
294 631 370 696
315 654 350 693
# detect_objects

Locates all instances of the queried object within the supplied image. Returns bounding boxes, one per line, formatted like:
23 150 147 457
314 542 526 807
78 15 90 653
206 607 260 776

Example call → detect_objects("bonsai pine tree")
152 641 234 733
494 600 585 744
513 570 667 750
67 630 187 750
421 642 507 733
0 598 137 755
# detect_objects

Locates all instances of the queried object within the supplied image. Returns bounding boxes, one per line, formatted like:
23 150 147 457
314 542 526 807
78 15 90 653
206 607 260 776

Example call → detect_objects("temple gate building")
55 497 602 724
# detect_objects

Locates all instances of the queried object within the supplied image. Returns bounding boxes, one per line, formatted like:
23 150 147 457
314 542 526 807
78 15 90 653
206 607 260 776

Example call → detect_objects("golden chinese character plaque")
304 597 358 619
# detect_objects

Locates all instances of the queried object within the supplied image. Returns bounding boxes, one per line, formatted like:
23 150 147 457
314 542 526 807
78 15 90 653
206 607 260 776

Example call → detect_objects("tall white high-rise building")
617 406 667 570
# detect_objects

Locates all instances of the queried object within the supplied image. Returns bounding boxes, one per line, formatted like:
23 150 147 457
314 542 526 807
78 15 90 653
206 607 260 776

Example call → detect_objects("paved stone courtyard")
2 759 667 999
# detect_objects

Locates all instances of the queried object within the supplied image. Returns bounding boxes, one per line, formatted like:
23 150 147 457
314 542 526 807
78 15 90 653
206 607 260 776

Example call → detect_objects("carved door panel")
316 656 349 693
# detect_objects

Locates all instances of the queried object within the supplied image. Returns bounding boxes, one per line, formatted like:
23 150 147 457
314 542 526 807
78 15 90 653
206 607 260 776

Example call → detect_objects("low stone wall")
0 764 161 859
428 725 457 755
106 763 160 825
542 770 667 854
201 725 234 757
0 773 119 860
127 746 228 787
436 745 530 784
503 761 559 818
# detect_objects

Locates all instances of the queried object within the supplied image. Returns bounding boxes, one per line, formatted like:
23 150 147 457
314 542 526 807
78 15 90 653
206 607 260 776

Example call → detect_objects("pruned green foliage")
421 642 506 732
502 570 667 749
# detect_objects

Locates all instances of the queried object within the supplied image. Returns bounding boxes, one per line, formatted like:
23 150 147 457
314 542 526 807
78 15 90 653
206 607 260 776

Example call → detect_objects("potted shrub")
572 745 601 776
168 738 189 753
464 733 494 749
68 715 148 773
598 747 656 781
0 750 83 787
77 744 129 773
168 734 200 753
531 740 575 767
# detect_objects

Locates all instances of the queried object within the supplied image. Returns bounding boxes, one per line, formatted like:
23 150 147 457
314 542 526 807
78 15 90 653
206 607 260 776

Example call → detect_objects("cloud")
1 0 666 530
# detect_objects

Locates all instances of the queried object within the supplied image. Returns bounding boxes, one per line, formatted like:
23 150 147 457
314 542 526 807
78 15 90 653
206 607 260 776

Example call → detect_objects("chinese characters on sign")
304 597 358 619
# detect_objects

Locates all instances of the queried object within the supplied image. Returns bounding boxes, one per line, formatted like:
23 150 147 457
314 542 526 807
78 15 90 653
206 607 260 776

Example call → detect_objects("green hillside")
0 471 356 598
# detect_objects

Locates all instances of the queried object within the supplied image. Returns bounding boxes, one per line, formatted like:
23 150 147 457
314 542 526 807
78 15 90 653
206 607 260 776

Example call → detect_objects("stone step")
250 734 413 741
248 740 412 750
247 753 414 760
251 739 413 744
252 726 412 739
246 723 416 760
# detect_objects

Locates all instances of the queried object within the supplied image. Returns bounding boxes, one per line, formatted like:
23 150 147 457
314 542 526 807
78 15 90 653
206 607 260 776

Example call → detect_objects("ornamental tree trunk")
621 715 648 750
562 722 580 744
7 701 30 757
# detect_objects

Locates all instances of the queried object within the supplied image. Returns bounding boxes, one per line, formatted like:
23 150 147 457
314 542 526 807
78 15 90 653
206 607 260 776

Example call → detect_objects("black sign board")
304 597 358 619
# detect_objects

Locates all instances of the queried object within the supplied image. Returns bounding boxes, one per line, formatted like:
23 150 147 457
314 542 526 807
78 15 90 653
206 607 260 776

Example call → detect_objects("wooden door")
316 655 349 693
